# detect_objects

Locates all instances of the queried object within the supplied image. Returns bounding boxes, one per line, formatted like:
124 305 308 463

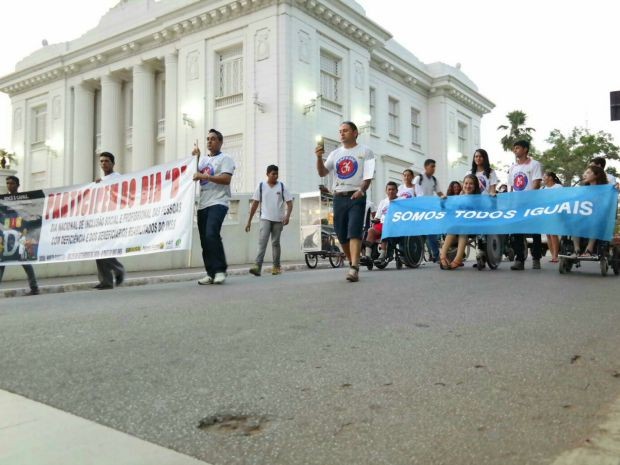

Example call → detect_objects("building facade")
0 0 494 202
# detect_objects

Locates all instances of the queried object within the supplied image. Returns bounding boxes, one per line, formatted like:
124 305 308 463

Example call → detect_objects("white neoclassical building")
0 0 493 201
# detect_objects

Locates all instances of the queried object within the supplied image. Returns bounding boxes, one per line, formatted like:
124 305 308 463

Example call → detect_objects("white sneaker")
198 275 213 285
213 272 226 284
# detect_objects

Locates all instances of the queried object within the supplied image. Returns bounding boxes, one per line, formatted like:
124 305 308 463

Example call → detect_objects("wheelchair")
558 236 620 276
360 221 425 270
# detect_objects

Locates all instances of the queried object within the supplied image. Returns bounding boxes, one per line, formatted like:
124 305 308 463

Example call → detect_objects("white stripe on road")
551 394 620 465
0 390 210 465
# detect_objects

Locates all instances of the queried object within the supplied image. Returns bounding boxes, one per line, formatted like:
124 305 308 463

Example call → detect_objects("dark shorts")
333 193 366 244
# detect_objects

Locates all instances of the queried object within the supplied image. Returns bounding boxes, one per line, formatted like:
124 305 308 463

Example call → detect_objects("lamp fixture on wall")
303 92 321 115
182 113 195 128
253 93 265 113
358 114 372 133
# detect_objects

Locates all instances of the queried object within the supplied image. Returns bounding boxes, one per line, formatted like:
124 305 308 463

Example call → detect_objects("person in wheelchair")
439 174 481 270
364 181 398 266
571 165 608 258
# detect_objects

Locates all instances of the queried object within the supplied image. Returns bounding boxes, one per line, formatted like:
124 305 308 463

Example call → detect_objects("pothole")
198 413 271 436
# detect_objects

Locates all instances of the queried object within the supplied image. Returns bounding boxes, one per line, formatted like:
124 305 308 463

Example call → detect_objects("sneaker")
198 275 213 285
26 288 40 296
249 265 261 277
271 266 281 275
213 272 226 284
115 273 125 286
510 260 524 271
532 259 541 270
346 266 359 282
374 253 387 266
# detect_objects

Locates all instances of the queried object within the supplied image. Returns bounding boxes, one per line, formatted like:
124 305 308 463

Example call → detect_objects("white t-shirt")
102 171 121 181
397 184 416 199
475 169 498 195
197 152 236 209
375 197 392 223
542 183 563 189
251 181 293 222
413 173 441 197
607 173 617 185
508 158 543 192
324 144 375 193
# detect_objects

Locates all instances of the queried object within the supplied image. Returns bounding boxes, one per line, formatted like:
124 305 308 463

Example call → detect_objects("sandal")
450 259 463 270
439 256 451 270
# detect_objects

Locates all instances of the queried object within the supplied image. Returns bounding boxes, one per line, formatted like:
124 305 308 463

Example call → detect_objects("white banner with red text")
0 157 196 266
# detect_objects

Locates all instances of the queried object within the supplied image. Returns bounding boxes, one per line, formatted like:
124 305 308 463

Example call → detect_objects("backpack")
258 181 285 217
418 173 437 190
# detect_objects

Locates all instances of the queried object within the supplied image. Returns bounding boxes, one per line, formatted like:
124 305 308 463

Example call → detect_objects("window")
31 105 47 145
369 88 376 133
388 97 399 140
458 122 468 155
320 51 342 113
216 45 243 107
411 108 421 146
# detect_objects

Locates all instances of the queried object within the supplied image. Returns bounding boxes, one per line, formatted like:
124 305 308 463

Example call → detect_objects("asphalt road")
1 261 620 465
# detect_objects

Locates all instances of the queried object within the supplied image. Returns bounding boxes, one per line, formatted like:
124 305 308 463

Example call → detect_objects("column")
131 62 155 171
164 52 178 163
73 83 95 183
100 74 123 168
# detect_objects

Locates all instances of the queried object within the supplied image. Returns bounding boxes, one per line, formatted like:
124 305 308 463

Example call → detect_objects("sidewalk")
0 261 325 299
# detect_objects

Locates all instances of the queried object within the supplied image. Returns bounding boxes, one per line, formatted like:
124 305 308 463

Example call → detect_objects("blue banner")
382 185 619 241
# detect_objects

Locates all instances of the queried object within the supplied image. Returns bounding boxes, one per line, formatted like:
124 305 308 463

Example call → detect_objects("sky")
1 0 619 176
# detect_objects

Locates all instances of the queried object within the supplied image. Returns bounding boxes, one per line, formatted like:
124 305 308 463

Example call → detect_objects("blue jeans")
197 205 229 277
426 235 439 260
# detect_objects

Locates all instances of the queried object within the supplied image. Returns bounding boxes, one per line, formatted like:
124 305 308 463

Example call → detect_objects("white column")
100 74 123 167
132 62 155 171
164 52 178 163
73 83 95 183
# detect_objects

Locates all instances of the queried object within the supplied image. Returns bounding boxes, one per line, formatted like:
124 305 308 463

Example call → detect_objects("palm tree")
497 110 536 152
0 149 18 169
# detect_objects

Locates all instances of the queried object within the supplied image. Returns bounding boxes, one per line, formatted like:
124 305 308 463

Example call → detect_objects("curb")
0 262 331 299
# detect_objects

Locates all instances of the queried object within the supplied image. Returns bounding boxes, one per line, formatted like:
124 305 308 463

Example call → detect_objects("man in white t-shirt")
413 159 444 262
245 165 294 276
590 157 618 188
365 181 398 265
94 152 126 289
315 121 375 282
508 140 543 270
192 129 236 285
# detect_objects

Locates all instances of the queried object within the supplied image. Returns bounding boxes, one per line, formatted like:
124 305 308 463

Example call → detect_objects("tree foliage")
497 110 536 152
538 127 619 186
0 148 18 169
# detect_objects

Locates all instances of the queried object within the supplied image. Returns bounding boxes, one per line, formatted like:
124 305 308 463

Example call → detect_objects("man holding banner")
94 152 126 289
0 176 39 295
192 129 236 285
508 140 543 270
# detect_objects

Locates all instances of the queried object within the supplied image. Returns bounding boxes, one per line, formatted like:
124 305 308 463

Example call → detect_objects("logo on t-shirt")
513 172 529 191
200 164 215 185
399 191 413 199
336 156 359 180
477 175 487 190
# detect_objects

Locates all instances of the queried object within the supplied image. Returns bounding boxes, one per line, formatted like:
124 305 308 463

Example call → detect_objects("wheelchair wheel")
375 260 389 270
485 235 503 270
329 253 343 268
400 236 424 268
396 257 403 270
612 248 620 275
305 253 318 269
600 257 609 276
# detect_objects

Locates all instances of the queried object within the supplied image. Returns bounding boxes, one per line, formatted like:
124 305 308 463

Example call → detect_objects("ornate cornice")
429 77 494 115
293 0 391 50
0 0 274 96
